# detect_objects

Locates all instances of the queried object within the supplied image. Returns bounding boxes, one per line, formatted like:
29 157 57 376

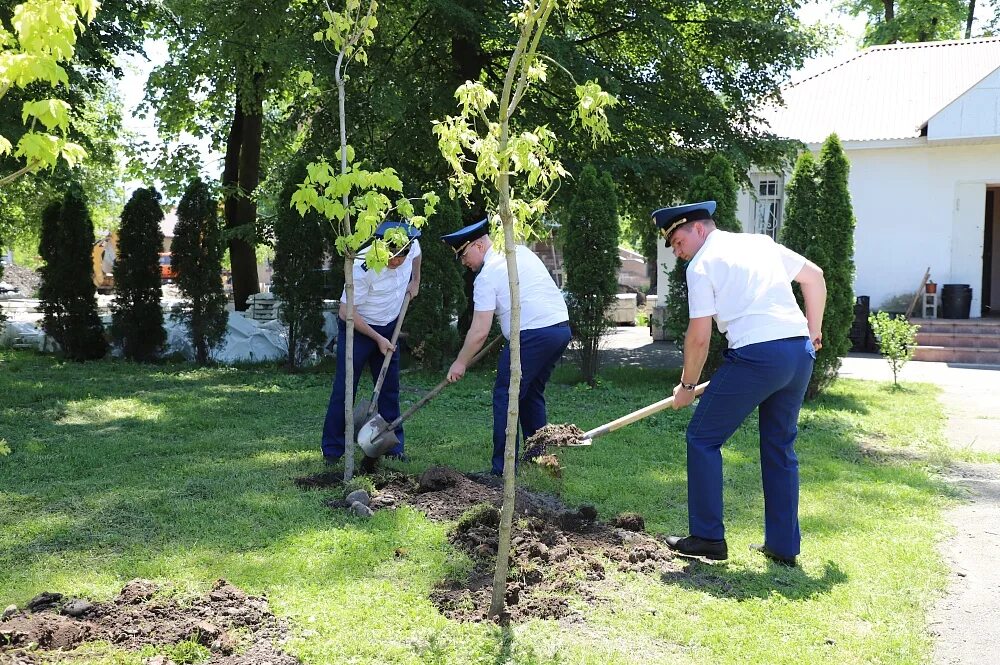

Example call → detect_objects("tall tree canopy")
843 0 968 44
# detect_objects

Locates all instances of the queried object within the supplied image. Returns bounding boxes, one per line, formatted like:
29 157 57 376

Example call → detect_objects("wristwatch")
680 381 697 391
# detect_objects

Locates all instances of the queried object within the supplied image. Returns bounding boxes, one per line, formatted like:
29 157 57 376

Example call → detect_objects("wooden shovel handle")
582 381 710 441
366 292 412 418
386 334 503 430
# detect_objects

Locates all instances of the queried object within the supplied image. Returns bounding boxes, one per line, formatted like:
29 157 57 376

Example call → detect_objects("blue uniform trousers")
492 322 572 475
321 318 404 458
686 336 815 558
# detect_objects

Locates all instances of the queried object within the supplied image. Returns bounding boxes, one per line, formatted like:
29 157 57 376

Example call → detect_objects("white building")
657 37 1000 320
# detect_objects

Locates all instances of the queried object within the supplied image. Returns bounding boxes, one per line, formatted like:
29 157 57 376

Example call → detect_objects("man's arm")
794 259 826 351
447 309 494 382
407 254 421 298
672 315 713 409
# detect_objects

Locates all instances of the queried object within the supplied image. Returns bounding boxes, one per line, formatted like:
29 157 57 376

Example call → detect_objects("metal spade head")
352 399 373 436
356 413 399 458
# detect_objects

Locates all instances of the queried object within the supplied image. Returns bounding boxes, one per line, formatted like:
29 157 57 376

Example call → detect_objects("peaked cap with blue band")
375 220 421 242
440 218 489 260
651 201 717 242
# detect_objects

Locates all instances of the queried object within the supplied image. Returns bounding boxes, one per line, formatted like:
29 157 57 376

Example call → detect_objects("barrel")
940 284 972 319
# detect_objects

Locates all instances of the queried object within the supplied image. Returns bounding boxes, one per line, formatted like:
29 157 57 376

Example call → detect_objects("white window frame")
751 174 784 239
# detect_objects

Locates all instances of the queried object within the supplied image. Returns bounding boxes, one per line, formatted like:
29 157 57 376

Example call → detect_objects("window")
753 176 783 239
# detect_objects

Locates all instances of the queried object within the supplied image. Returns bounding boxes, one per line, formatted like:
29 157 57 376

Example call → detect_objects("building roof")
763 38 1000 143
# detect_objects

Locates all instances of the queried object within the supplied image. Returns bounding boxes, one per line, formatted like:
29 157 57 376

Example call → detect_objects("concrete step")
916 332 1000 349
910 318 1000 336
911 345 1000 364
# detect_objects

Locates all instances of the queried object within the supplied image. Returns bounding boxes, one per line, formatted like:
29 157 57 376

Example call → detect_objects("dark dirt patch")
523 423 586 458
354 465 682 624
0 579 298 664
293 470 345 490
611 512 646 532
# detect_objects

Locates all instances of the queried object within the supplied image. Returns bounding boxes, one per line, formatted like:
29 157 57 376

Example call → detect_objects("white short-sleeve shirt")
473 245 568 338
342 240 421 326
685 230 809 349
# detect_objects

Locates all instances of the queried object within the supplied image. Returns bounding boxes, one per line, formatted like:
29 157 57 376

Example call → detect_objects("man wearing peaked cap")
321 221 422 468
441 218 571 476
653 200 826 567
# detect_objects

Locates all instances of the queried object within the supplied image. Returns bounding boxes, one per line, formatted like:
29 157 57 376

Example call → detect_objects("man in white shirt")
321 222 422 466
441 219 571 476
654 201 827 566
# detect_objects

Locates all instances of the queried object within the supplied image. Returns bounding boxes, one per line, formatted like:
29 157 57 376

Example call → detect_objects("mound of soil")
0 579 298 664
1 265 41 297
367 466 682 624
523 423 586 458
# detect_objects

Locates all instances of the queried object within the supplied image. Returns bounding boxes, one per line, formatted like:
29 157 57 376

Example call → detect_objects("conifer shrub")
563 164 620 385
404 194 467 369
111 187 166 361
172 178 228 365
38 187 108 360
780 136 856 397
273 161 327 370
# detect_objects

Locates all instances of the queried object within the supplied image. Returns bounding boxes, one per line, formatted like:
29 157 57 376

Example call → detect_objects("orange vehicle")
158 253 177 282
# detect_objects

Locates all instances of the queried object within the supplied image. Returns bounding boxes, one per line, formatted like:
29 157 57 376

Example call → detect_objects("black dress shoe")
750 543 797 567
664 535 728 561
323 455 342 467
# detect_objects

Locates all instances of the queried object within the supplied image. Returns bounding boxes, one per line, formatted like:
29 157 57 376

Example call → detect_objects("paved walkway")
599 329 1000 663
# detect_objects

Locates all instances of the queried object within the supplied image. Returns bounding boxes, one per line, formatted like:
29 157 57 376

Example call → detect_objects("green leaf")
297 71 313 86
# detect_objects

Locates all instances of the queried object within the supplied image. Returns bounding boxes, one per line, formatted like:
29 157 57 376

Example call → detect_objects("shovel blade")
356 414 399 458
352 399 373 435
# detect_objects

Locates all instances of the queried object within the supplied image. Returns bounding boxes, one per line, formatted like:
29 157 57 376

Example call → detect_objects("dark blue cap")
375 221 421 242
440 218 489 259
651 201 716 241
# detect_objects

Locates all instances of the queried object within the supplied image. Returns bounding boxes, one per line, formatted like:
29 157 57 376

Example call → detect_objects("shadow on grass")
661 558 847 601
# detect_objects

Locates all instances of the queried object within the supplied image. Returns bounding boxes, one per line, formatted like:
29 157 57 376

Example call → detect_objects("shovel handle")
366 292 412 418
386 334 503 430
581 381 710 442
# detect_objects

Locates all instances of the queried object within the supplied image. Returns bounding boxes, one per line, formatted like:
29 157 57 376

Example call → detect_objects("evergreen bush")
563 164 620 385
663 155 739 376
38 187 108 360
404 194 466 369
111 188 166 361
813 134 856 396
781 137 856 397
273 161 327 370
172 178 228 365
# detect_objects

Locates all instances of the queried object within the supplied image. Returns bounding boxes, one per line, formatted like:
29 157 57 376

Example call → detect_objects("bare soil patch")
0 579 297 664
298 465 683 624
523 423 586 458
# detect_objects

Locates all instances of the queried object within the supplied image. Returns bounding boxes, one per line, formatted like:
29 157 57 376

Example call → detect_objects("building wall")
928 68 1000 140
736 140 1000 317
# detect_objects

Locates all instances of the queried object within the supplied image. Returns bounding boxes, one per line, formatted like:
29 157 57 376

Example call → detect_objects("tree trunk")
883 0 894 22
337 64 356 483
233 85 264 312
222 93 261 312
965 0 975 38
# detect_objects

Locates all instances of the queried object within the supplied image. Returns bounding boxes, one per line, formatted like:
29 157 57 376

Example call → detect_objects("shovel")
357 335 504 458
562 381 710 447
352 292 412 431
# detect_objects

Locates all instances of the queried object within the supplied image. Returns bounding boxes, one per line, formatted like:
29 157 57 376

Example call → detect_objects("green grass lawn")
0 349 956 664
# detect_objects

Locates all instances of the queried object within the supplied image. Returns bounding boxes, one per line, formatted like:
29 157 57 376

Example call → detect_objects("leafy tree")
0 0 98 187
843 0 966 44
38 186 108 360
563 164 619 385
111 187 166 361
404 194 466 369
272 160 326 371
811 134 856 396
172 178 228 365
663 154 739 374
868 311 919 386
435 0 616 619
291 0 438 482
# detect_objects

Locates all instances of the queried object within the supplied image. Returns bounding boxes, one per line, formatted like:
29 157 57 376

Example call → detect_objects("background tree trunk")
965 0 975 38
